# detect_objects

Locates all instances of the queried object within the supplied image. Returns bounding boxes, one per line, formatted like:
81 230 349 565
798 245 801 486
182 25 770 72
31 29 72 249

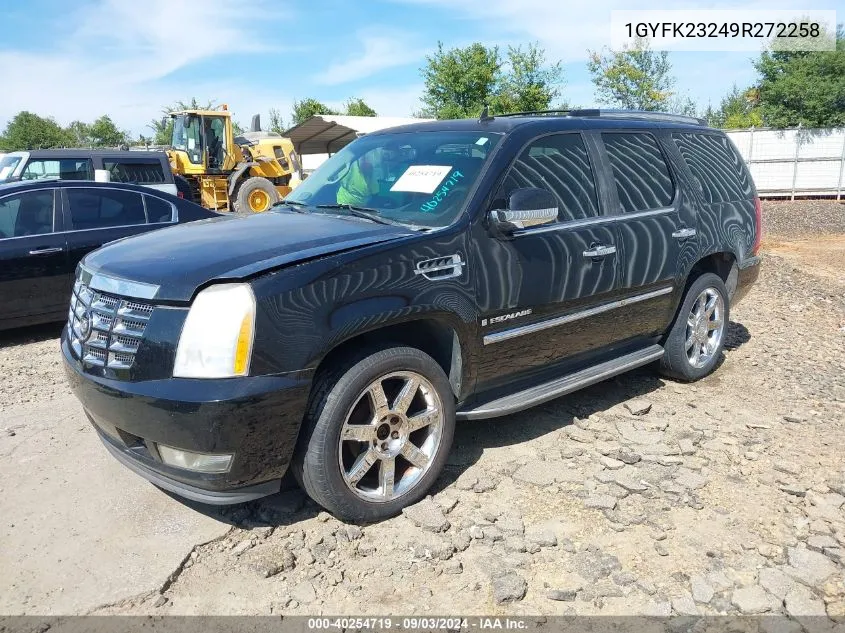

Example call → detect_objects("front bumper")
62 332 312 505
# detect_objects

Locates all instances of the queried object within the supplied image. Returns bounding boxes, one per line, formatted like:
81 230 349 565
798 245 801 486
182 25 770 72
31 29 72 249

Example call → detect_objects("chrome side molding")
483 286 673 345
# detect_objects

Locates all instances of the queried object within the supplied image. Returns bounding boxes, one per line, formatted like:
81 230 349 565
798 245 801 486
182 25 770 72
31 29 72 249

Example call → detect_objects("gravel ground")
1 201 843 621
762 199 845 239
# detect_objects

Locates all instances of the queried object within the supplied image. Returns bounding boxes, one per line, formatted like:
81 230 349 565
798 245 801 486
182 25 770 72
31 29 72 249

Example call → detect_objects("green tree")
495 43 565 113
587 37 675 110
88 115 129 147
707 85 763 128
344 97 377 117
148 98 216 145
291 98 340 125
0 111 73 150
754 26 845 127
268 108 286 134
66 120 92 146
419 42 503 119
418 42 565 118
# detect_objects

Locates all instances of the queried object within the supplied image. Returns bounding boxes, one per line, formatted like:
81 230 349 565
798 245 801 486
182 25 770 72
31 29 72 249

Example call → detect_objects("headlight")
173 283 256 378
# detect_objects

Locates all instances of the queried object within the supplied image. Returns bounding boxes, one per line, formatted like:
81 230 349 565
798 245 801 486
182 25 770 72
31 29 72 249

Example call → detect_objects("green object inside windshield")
285 131 502 228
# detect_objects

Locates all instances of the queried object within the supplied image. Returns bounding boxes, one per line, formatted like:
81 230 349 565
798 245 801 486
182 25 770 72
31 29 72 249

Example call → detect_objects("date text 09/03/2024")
307 617 529 630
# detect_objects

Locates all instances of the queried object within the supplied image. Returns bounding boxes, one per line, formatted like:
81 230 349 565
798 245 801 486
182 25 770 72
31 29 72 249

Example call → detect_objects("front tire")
232 176 279 213
293 346 455 522
660 272 730 382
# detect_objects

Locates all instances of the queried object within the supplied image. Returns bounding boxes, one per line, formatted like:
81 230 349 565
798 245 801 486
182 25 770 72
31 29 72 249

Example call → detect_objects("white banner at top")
610 10 837 52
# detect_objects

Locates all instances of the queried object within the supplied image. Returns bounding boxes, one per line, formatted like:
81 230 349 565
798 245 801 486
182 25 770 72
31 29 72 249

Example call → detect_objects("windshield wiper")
315 204 402 227
273 200 309 213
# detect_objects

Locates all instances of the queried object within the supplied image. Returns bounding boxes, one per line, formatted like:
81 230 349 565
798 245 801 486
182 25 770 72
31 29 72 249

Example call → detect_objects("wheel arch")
227 162 257 196
665 250 737 343
685 250 738 296
311 315 470 403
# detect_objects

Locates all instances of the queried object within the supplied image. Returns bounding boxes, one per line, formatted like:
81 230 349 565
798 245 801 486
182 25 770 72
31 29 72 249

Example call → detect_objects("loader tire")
233 177 279 213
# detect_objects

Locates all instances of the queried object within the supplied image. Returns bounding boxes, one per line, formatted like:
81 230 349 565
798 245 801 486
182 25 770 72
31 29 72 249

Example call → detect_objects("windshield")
0 155 23 182
171 115 203 164
285 131 503 228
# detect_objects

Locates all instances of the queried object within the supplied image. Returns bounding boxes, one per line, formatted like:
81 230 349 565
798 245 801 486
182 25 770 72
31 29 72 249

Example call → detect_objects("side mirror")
488 187 558 235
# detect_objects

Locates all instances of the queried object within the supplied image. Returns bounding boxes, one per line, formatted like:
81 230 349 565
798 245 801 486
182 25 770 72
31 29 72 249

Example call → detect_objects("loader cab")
169 110 235 174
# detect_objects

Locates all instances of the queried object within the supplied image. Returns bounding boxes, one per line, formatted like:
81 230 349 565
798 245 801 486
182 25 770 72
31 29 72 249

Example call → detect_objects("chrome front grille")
67 280 155 369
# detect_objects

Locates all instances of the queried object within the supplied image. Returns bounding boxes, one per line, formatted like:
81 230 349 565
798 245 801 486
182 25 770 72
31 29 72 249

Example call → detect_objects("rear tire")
232 177 279 213
293 346 455 523
660 272 730 382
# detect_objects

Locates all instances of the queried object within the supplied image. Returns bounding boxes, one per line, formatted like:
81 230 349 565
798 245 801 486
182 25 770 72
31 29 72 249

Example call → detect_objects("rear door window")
0 190 56 237
602 133 675 213
21 159 93 181
67 188 147 230
103 159 167 184
672 133 753 203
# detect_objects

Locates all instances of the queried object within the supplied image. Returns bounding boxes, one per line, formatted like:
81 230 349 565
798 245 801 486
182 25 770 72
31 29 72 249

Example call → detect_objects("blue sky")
0 0 841 137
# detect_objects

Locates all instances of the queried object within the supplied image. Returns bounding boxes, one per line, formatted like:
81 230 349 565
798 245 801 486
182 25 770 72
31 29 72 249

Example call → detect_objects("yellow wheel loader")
166 105 302 213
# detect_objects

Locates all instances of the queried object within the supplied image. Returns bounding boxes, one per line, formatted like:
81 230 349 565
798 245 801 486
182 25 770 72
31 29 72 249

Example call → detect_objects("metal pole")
748 126 755 165
791 124 801 201
837 131 845 201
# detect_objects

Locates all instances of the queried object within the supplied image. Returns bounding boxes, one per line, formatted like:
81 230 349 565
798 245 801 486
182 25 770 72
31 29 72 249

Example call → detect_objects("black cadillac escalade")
62 110 761 522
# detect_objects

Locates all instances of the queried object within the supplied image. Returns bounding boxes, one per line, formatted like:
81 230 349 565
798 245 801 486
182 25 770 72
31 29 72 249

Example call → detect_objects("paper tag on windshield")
390 165 452 193
0 166 13 180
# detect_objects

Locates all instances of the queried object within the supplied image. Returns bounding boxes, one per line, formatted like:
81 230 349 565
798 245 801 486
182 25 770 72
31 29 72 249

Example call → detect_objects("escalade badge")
481 308 532 327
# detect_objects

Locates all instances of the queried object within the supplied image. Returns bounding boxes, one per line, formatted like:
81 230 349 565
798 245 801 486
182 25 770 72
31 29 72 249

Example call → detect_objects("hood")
82 210 414 302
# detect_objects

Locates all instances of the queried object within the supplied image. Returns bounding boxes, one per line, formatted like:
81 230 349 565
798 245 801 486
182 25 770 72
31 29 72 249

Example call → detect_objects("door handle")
583 245 616 258
28 247 63 256
672 227 697 240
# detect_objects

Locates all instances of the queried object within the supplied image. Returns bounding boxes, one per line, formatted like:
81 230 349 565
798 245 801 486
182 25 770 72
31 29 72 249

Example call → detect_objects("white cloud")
315 31 425 85
356 83 426 117
0 0 288 135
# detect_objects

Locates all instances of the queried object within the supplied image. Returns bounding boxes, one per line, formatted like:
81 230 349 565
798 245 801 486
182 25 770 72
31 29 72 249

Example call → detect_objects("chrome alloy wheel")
685 287 725 368
339 371 444 503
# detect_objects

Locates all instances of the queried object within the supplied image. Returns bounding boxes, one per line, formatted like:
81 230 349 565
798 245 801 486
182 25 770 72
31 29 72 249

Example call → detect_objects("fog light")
157 445 233 473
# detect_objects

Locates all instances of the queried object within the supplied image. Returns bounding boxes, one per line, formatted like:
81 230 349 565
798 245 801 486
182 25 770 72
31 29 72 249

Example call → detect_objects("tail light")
177 191 184 199
751 197 762 256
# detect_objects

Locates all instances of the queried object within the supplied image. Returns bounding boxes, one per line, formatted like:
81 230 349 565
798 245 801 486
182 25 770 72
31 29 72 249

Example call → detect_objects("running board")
456 345 664 420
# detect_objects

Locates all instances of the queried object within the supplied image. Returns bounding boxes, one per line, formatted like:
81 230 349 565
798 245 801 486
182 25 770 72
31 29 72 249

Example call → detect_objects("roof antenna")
479 103 494 122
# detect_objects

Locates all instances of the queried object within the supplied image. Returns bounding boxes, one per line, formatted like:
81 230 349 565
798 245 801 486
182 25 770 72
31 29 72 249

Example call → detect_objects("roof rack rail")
497 109 573 117
497 108 706 126
569 109 707 126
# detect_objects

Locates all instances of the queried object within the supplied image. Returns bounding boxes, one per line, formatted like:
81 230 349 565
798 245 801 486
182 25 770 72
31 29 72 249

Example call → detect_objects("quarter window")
144 195 175 223
103 159 166 184
0 190 55 238
21 159 93 181
672 133 753 203
602 133 675 213
67 188 147 230
499 133 600 223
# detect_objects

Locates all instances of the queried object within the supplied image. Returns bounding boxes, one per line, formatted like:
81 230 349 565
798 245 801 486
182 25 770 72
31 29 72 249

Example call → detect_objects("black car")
62 110 761 522
0 180 219 330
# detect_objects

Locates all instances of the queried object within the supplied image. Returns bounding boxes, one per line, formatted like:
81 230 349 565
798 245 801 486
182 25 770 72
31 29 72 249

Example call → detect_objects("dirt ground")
1 200 843 621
